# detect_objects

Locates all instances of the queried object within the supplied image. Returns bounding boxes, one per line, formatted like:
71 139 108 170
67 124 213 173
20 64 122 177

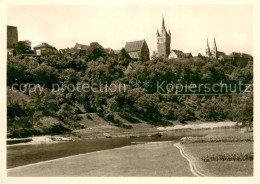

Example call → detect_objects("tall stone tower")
157 17 171 57
211 37 218 58
205 38 211 57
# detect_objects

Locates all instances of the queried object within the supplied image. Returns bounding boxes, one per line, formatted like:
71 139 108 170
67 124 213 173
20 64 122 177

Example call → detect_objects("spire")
207 37 209 47
157 28 160 36
162 15 165 28
213 37 217 47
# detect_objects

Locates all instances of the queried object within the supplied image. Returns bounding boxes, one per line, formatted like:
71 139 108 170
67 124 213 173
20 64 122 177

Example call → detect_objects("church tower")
205 38 211 57
211 37 218 58
157 17 171 57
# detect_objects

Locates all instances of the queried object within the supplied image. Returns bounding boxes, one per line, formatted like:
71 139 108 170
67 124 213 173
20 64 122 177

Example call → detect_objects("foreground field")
181 131 253 176
8 141 194 177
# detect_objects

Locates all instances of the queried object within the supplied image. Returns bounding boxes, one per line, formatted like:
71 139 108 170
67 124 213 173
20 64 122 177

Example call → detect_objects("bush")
181 136 253 144
8 128 42 138
119 113 141 124
43 124 72 135
86 115 93 120
201 152 253 162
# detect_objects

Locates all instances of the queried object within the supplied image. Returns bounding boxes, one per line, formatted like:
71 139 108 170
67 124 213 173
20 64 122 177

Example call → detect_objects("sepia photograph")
0 0 259 183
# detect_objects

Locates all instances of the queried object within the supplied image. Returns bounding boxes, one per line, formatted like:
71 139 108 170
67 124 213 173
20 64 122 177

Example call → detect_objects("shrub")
201 152 253 162
86 115 93 120
119 113 141 124
180 136 253 144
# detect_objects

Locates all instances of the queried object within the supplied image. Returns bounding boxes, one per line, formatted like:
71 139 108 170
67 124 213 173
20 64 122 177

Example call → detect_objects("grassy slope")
72 113 160 138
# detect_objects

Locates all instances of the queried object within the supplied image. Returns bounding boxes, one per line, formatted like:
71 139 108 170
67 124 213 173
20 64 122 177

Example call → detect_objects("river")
7 128 237 169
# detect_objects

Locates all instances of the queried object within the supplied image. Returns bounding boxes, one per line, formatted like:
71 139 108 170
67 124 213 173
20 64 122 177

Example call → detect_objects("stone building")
33 42 57 56
156 17 171 57
7 25 18 55
124 40 150 61
205 37 226 59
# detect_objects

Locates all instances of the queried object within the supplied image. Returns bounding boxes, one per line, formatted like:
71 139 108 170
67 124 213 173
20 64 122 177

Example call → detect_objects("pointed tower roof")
207 37 209 47
161 15 167 35
213 37 217 47
157 28 160 36
162 16 165 28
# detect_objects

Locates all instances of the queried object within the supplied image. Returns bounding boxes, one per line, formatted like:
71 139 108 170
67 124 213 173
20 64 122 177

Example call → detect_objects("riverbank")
7 127 252 176
7 121 238 146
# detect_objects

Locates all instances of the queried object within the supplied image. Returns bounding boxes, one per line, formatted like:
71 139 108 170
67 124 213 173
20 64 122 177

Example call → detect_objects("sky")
7 4 253 56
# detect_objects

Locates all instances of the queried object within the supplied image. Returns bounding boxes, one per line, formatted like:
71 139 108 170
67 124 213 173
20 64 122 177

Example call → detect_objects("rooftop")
125 40 146 52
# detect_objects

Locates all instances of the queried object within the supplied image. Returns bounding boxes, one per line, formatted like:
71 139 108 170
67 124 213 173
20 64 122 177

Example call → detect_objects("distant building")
230 52 253 61
205 37 226 59
156 17 171 57
74 43 89 55
184 53 193 58
125 39 150 61
7 25 18 55
205 38 211 57
168 50 192 59
168 50 184 58
74 43 89 50
205 37 253 63
33 42 57 55
105 48 115 54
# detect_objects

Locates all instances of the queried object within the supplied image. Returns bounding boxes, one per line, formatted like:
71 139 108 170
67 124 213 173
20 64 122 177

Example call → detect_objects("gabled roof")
74 43 89 50
172 50 184 55
184 52 192 56
125 40 146 52
105 48 114 54
33 42 56 49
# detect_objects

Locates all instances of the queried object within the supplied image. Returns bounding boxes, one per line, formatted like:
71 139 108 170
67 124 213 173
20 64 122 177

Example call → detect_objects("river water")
7 128 237 169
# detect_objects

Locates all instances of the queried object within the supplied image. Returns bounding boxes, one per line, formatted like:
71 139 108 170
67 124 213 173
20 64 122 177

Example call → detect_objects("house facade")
168 50 184 59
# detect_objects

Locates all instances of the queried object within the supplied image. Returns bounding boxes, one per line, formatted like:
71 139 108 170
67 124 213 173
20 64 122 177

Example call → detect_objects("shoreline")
7 121 238 146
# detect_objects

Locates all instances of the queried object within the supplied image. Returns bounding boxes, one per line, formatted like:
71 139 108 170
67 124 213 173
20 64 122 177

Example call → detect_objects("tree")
32 64 59 88
16 41 33 55
86 42 106 61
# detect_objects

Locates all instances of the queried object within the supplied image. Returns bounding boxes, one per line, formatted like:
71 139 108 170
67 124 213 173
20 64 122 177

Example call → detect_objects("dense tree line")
7 42 253 137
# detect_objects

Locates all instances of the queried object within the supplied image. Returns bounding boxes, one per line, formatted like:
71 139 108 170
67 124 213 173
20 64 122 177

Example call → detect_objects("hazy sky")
7 5 253 56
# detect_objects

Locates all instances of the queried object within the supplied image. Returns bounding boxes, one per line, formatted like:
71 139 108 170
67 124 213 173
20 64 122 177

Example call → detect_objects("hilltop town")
7 17 252 63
